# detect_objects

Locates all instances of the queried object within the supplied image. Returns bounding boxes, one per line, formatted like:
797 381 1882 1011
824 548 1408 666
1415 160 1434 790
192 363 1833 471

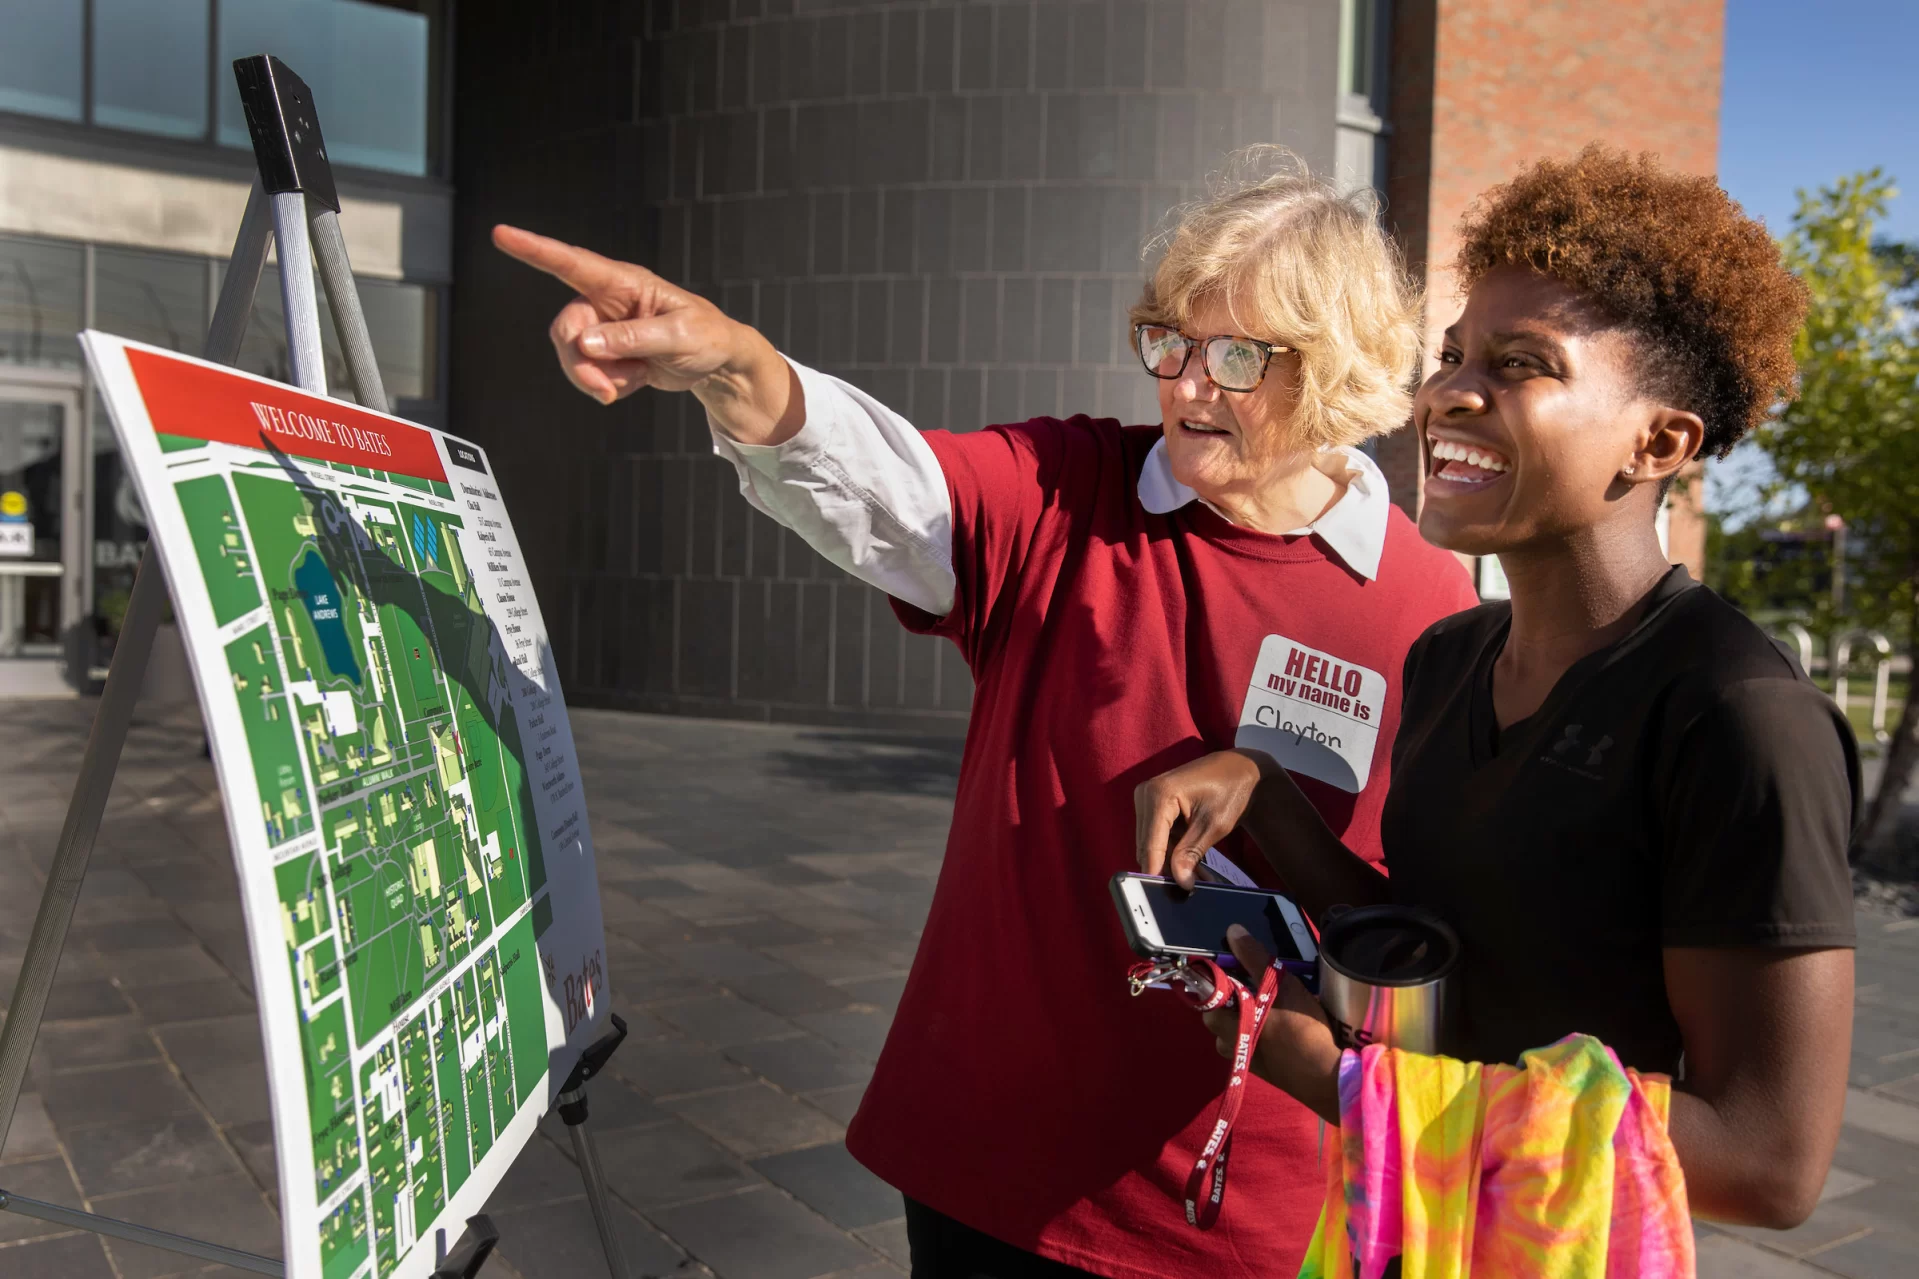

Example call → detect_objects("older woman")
497 156 1476 1278
1139 147 1855 1239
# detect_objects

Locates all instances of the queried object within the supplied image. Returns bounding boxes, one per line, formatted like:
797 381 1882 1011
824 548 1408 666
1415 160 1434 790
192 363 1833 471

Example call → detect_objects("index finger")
1135 789 1179 876
492 225 632 296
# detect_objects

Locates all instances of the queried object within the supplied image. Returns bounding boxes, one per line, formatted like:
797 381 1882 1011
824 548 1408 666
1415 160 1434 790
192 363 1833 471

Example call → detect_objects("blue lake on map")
294 550 363 685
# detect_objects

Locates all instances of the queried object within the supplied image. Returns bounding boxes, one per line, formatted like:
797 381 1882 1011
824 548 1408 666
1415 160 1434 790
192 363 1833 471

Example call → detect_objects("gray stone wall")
451 0 1341 730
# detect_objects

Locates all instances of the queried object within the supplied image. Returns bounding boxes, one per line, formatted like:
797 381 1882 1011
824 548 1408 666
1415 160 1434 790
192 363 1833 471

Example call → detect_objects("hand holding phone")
1110 872 1317 989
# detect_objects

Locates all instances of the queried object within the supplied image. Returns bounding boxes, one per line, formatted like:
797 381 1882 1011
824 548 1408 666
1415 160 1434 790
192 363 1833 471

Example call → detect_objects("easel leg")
0 1187 283 1276
554 1015 633 1279
0 551 169 1152
564 1116 631 1279
310 208 389 414
269 189 328 396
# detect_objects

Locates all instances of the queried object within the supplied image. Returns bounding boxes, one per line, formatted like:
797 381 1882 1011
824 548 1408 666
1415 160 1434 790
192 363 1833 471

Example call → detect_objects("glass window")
1339 0 1375 100
0 0 83 121
0 235 85 370
235 264 296 387
352 276 433 402
218 0 429 175
94 247 209 352
92 0 212 139
230 265 434 406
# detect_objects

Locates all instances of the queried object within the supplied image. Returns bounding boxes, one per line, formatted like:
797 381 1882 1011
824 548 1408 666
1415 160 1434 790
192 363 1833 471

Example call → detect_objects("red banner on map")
126 347 447 483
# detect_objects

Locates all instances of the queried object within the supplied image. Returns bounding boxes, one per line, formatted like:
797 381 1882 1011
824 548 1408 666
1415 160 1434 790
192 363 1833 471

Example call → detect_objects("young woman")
1136 146 1857 1229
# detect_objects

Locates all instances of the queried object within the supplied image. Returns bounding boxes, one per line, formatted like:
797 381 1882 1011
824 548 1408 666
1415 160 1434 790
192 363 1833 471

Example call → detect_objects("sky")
1718 0 1919 244
1706 0 1917 518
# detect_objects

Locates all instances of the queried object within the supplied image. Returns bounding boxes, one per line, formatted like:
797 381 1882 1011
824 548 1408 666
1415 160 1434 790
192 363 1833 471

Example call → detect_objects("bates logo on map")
1235 634 1385 793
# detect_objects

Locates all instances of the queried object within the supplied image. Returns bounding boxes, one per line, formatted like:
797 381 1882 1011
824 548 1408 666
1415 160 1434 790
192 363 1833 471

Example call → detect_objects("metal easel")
0 55 632 1279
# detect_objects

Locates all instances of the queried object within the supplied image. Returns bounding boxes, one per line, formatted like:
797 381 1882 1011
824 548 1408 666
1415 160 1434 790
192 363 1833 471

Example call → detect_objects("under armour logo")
1552 724 1613 769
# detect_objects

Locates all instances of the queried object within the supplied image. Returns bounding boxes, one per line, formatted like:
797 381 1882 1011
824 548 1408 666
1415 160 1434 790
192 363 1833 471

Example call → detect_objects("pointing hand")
491 225 742 405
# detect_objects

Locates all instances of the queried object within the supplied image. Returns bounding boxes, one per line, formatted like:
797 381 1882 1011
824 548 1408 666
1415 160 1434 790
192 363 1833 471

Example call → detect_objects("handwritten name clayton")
249 399 395 458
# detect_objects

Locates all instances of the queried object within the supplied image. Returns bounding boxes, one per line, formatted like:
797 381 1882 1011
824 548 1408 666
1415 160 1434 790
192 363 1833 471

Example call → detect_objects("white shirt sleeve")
710 358 957 617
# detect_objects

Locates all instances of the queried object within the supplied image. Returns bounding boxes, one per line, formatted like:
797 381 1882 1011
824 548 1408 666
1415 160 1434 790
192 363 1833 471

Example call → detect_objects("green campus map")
168 441 553 1279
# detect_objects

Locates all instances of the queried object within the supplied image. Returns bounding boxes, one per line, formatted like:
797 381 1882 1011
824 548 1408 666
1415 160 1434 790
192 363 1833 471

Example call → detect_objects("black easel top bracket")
233 55 341 212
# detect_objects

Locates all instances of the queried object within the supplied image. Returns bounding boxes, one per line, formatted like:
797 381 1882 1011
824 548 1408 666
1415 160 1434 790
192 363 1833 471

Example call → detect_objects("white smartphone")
1110 871 1318 970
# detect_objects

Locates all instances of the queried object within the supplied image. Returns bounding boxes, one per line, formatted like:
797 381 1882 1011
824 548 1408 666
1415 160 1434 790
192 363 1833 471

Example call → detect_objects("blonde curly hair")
1130 148 1422 449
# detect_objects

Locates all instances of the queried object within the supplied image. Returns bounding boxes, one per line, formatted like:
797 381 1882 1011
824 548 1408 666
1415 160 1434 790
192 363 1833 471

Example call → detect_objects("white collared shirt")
713 359 1393 617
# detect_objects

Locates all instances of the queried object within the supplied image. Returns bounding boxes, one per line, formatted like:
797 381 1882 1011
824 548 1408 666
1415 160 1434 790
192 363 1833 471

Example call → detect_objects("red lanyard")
1126 956 1282 1229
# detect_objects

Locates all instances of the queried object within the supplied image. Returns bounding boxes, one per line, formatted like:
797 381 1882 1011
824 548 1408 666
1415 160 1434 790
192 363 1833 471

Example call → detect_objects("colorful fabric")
1298 1034 1694 1279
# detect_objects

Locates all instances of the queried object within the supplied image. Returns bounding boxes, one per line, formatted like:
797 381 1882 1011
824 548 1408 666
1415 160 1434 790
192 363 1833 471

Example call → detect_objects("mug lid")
1321 905 1461 987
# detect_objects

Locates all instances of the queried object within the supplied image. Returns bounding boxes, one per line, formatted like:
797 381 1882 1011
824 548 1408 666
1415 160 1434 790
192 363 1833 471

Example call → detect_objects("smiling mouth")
1427 436 1512 489
1179 419 1232 436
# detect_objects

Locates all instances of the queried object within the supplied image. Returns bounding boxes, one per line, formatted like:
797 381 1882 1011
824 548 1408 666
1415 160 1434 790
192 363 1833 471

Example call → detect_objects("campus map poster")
82 333 610 1279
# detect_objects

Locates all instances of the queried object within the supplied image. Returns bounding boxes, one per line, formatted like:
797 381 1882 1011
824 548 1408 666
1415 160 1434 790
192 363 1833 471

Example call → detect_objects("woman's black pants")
904 1198 1104 1279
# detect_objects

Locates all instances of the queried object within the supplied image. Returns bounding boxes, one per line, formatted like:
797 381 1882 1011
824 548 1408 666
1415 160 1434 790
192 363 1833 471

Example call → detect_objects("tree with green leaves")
1753 171 1919 862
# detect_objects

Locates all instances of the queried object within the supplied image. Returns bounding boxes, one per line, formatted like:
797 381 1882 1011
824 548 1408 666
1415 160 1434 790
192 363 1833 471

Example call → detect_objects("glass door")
0 383 82 695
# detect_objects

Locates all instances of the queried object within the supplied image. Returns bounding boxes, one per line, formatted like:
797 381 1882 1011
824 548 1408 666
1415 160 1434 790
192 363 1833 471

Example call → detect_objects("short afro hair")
1453 145 1806 458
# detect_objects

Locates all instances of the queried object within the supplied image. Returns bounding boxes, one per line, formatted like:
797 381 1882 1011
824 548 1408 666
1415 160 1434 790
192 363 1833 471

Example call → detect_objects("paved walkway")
0 699 1916 1278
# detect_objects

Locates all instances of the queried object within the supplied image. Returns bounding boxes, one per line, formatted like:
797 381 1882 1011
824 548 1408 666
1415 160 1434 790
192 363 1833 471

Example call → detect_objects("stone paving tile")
0 1091 61 1160
833 975 907 1012
222 1119 277 1192
0 1232 120 1279
650 1185 879 1279
591 1117 759 1208
39 977 137 1021
67 918 197 952
37 1061 201 1133
792 1008 895 1063
119 980 255 1026
723 1035 874 1094
29 1014 160 1075
1811 1223 1919 1278
853 1217 911 1268
728 968 862 1017
751 1142 901 1231
487 1128 592 1207
666 941 794 982
91 1173 283 1279
1695 1228 1832 1276
766 940 912 985
174 1061 273 1128
654 994 802 1047
803 1083 869 1127
0 1154 86 1243
613 1037 758 1099
484 1193 694 1279
63 1114 246 1197
661 1081 846 1160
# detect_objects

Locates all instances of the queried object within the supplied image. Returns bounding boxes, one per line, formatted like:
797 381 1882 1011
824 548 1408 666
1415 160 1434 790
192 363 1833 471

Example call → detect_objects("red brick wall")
1380 0 1724 581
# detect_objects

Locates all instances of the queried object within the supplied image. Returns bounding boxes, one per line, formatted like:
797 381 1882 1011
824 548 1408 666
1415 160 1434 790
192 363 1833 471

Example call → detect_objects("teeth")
1430 438 1511 473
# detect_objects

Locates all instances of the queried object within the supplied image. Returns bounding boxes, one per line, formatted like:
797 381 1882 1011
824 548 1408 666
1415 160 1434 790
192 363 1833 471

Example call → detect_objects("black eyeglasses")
1133 323 1295 393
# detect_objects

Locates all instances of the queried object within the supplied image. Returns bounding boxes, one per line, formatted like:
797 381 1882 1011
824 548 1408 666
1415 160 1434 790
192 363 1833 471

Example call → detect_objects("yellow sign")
0 490 25 519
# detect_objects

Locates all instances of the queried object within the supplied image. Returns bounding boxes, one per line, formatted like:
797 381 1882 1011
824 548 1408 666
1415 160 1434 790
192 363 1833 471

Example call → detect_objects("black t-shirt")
1381 566 1858 1074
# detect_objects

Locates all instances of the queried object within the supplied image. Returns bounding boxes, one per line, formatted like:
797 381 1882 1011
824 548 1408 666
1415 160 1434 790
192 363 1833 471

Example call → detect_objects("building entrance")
0 376 83 696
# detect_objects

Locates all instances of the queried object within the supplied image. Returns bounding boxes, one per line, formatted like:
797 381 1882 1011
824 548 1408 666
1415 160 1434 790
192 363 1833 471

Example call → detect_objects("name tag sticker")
1234 634 1386 793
